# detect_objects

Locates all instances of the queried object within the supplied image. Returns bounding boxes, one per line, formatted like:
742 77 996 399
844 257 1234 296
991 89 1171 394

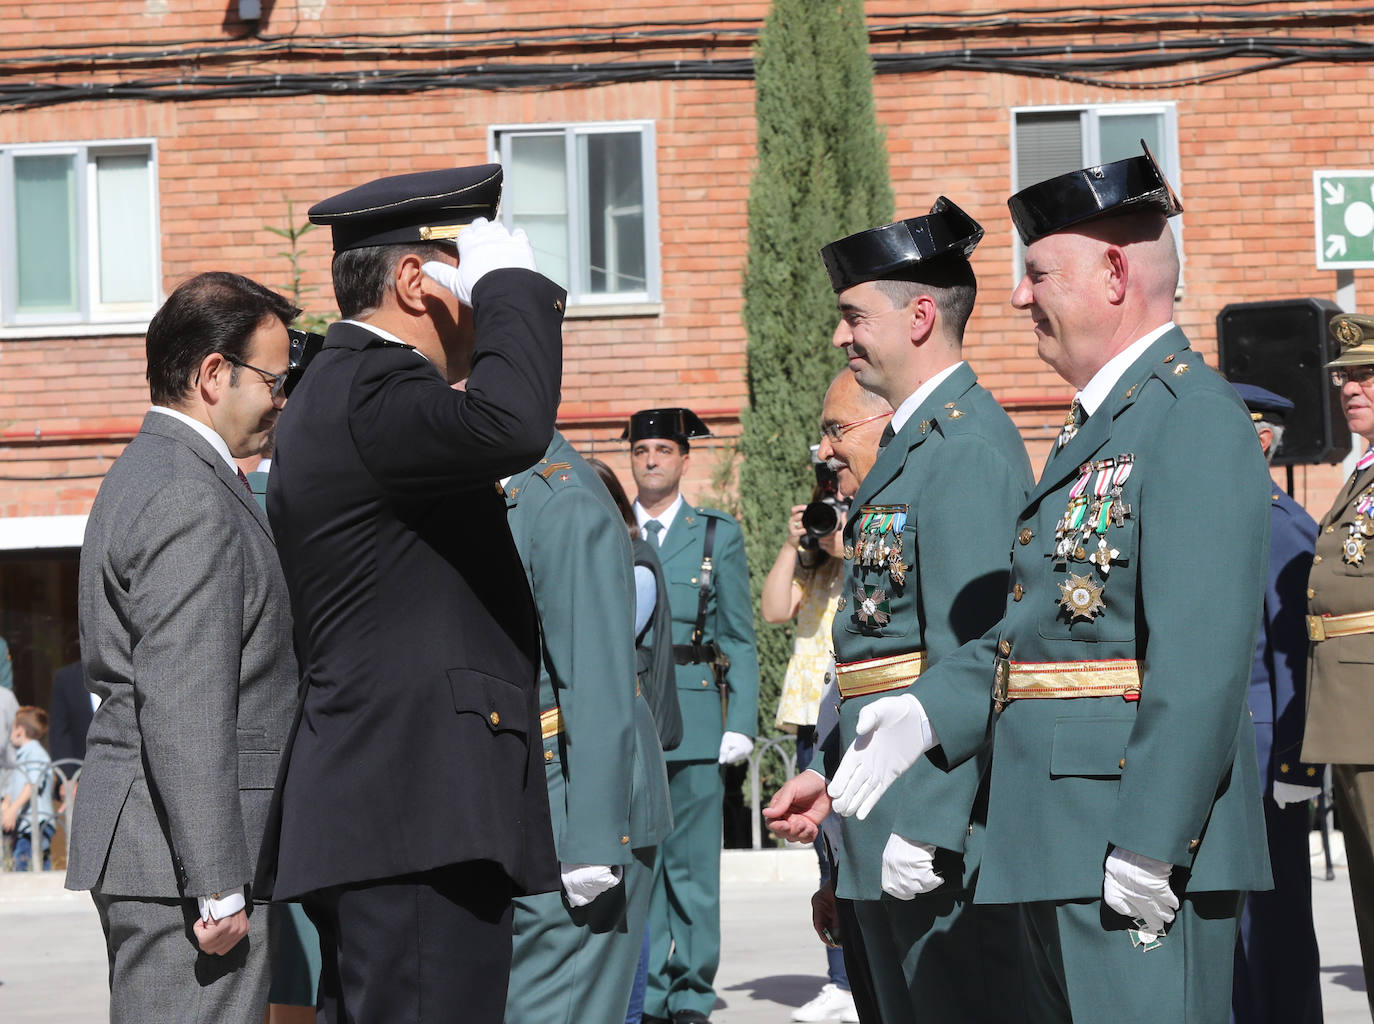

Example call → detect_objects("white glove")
881 834 942 900
1103 848 1178 936
828 694 936 820
197 886 246 922
560 862 623 908
718 731 755 765
421 217 536 307
1272 781 1321 809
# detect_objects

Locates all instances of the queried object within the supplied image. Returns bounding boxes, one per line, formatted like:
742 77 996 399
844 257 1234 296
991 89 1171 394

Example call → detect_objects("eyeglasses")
821 410 892 442
225 355 289 400
1331 366 1374 388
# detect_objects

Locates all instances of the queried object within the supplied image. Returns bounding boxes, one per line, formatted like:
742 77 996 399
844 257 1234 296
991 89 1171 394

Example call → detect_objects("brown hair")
586 457 637 534
14 706 47 742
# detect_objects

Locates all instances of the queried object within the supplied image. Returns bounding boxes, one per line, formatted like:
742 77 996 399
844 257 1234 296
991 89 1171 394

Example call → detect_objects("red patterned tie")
237 468 253 492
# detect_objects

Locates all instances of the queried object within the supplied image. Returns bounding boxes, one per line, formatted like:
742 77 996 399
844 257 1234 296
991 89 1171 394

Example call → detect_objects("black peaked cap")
309 164 503 252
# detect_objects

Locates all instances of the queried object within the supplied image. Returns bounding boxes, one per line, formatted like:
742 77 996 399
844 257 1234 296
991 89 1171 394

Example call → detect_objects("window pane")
95 153 154 305
1015 112 1083 191
1099 112 1163 166
579 133 646 295
507 134 569 289
14 155 77 313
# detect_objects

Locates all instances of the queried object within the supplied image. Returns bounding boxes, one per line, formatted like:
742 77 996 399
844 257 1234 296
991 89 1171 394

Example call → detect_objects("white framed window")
1010 104 1182 280
0 140 160 327
491 121 659 308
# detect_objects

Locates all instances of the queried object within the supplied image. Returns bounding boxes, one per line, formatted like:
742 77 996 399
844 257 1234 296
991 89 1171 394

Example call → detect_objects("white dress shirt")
889 361 965 435
634 493 685 543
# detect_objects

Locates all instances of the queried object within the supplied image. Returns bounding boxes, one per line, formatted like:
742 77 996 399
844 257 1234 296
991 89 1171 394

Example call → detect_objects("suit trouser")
93 890 273 1024
646 760 723 1018
1332 762 1374 1018
304 861 514 1024
506 847 657 1024
852 890 1021 1024
1232 794 1322 1024
835 893 882 1024
1020 892 1244 1024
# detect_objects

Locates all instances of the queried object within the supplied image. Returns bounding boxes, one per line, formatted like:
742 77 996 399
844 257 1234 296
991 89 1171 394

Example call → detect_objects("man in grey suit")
67 272 301 1023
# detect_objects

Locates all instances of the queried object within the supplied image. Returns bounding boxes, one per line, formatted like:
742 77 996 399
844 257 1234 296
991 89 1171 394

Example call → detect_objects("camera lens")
801 501 839 538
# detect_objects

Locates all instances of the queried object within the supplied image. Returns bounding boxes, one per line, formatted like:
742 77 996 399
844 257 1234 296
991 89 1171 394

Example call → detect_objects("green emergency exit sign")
1315 170 1374 270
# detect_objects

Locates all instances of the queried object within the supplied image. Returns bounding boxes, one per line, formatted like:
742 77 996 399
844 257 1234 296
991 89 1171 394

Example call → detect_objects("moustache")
825 458 845 473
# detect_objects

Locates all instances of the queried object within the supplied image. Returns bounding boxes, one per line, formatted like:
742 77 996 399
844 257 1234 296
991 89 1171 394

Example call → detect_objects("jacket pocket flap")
238 750 280 790
1050 717 1132 778
446 669 529 735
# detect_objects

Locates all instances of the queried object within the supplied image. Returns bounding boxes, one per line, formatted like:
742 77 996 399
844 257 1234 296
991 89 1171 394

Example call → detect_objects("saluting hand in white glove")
420 216 536 307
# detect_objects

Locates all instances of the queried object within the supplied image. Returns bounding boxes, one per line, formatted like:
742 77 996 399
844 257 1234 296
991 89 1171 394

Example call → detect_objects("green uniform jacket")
827 364 1033 900
909 329 1272 904
656 504 760 763
506 433 672 862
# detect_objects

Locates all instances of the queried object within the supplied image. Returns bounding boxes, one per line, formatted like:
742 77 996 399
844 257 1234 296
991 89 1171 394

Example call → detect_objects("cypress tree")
738 0 893 778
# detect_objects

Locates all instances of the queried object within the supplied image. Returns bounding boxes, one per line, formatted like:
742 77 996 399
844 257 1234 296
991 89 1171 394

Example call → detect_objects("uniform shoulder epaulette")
696 506 739 524
1152 349 1223 399
935 399 975 432
536 459 577 487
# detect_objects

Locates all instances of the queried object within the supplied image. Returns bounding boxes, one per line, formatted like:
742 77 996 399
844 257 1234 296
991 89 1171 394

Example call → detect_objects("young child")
2 706 55 870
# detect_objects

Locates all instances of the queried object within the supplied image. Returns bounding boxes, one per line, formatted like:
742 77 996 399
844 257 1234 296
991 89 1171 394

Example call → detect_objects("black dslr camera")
285 327 326 398
799 451 850 551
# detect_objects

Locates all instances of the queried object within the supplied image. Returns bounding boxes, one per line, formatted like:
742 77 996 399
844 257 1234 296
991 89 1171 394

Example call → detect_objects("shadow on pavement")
723 973 827 1009
1322 964 1367 992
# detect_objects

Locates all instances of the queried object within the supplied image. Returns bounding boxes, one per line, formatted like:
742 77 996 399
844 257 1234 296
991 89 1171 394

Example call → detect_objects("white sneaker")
791 983 859 1022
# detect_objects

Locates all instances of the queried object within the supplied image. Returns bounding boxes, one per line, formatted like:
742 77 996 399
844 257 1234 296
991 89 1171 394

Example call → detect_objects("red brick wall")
1 0 1371 520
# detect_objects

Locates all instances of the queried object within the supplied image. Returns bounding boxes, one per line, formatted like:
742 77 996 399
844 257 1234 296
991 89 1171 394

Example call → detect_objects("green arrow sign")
1315 170 1374 269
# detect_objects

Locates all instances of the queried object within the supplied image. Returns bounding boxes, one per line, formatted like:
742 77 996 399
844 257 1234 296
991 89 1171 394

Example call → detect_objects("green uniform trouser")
852 891 1022 1024
1020 893 1244 1024
506 847 657 1024
646 760 723 1019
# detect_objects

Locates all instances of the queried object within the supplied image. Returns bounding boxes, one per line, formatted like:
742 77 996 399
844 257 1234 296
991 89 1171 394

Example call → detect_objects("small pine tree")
738 0 893 778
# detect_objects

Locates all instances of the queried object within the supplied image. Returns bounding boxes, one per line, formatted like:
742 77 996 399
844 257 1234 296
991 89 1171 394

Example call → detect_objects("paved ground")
0 845 1366 1022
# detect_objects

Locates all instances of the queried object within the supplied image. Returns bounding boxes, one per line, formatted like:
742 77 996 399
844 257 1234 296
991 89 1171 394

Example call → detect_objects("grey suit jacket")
66 411 298 900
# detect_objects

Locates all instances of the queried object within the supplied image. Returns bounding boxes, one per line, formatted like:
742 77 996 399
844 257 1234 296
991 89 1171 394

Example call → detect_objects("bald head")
1012 212 1180 389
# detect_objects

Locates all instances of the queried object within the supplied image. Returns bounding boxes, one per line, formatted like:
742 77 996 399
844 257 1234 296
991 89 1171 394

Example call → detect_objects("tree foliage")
738 0 893 754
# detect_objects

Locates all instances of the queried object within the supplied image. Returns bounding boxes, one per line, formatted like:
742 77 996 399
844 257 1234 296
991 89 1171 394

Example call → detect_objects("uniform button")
1074 545 1086 560
489 711 501 726
554 299 564 312
1118 757 1126 769
621 835 630 845
1313 555 1323 564
544 749 554 762
691 577 699 584
1018 528 1033 545
1307 587 1316 599
998 639 1011 656
1012 584 1024 601
1327 525 1335 534
702 680 710 687
1188 839 1200 852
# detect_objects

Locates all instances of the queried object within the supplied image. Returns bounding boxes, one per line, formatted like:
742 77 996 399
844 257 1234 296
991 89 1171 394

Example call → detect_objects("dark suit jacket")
47 661 93 781
260 268 563 901
67 412 299 900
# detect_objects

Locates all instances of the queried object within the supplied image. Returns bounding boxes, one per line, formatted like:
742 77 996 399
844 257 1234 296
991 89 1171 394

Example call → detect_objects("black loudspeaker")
1217 298 1351 466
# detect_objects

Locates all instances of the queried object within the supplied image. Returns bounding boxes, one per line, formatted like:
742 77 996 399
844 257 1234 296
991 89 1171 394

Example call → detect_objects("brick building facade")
0 0 1370 703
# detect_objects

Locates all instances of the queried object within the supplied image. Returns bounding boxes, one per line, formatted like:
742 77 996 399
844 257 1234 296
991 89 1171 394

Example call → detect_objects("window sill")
0 320 151 340
564 302 663 320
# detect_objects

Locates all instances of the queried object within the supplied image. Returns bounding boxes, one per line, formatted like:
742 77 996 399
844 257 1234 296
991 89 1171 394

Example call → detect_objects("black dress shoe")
640 1016 671 1024
671 1012 711 1024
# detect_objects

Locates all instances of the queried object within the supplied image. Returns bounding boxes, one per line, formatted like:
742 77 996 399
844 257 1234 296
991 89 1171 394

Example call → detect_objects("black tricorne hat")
819 197 984 293
309 165 503 252
1008 141 1183 247
623 408 712 446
